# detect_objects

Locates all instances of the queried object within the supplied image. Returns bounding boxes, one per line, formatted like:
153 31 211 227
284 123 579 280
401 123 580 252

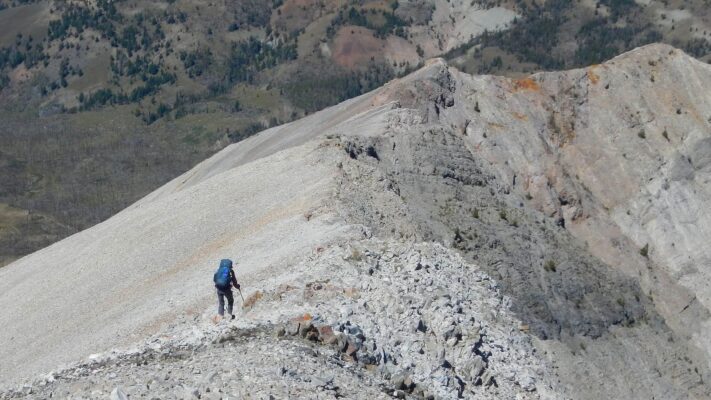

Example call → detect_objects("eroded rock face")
331 43 711 397
337 121 651 342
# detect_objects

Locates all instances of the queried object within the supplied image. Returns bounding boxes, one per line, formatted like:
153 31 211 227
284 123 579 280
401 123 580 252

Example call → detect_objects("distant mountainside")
2 44 711 399
0 0 710 266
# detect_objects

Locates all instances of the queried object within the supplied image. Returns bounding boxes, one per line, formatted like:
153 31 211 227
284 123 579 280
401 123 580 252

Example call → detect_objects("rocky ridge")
1 241 554 399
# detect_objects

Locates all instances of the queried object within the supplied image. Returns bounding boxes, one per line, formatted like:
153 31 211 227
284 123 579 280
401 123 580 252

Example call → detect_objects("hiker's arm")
231 270 240 289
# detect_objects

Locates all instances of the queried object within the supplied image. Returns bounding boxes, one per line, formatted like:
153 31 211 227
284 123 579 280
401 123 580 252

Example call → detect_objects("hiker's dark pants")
216 288 234 316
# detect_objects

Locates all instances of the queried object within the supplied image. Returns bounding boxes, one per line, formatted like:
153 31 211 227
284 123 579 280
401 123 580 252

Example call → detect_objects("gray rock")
463 355 486 383
416 319 428 333
298 321 314 338
110 387 128 400
391 372 407 390
183 386 200 399
275 326 286 337
481 370 495 387
285 322 300 336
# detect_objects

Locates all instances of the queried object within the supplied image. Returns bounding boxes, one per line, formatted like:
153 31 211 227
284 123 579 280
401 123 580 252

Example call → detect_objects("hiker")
213 259 241 320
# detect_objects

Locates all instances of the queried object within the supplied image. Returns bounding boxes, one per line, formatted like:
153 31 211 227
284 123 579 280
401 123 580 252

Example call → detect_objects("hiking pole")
238 288 246 310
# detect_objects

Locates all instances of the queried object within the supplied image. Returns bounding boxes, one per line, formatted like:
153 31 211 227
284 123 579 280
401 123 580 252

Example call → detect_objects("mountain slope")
2 0 711 266
1 44 711 399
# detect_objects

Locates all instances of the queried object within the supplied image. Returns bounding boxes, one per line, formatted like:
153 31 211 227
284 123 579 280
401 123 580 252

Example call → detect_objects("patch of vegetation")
348 247 363 261
79 88 115 109
477 0 571 70
47 0 121 41
282 63 394 113
141 102 172 124
227 121 267 143
78 70 176 110
328 6 407 39
226 36 297 84
640 243 649 258
180 48 214 78
684 38 711 58
471 208 480 219
0 35 49 88
598 0 638 20
0 104 229 263
453 227 467 250
574 19 660 67
544 260 557 272
457 0 678 74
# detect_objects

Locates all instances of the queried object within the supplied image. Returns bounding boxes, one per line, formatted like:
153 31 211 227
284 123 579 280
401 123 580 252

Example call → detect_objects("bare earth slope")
0 141 355 385
2 44 711 399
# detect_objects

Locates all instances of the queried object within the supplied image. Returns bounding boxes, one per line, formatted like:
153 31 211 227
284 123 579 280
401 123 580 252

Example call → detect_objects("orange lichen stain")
512 112 528 121
587 65 601 85
289 313 313 322
512 77 540 92
488 122 505 130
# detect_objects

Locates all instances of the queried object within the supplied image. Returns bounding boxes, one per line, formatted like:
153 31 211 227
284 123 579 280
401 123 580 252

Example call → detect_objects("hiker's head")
220 259 233 269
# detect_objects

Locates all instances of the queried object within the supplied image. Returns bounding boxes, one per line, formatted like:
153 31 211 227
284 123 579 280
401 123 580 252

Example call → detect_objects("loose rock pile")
1 240 555 399
255 240 552 399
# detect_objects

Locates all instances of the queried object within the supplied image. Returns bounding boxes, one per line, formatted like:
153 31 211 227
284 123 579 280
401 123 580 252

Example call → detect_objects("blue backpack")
214 259 233 289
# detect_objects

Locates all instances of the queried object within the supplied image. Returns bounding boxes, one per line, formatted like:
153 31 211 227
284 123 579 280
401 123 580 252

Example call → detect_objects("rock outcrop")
2 43 711 399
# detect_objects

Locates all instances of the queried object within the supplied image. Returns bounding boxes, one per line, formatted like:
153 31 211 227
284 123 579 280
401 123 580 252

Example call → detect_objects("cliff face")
2 44 711 399
333 43 711 398
448 43 711 365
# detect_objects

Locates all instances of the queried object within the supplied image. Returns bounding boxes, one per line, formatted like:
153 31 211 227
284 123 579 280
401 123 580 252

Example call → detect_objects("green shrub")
640 243 649 258
544 260 557 272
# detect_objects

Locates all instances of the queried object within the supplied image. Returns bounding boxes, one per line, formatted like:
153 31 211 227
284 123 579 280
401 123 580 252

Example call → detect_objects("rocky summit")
2 43 711 399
